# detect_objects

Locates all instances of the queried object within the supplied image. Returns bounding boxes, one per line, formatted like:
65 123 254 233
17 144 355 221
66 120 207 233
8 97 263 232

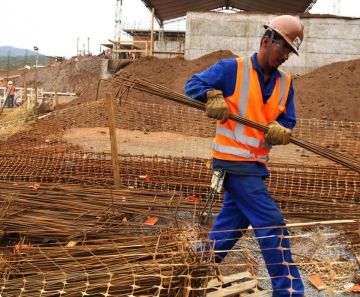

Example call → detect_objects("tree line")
0 54 51 70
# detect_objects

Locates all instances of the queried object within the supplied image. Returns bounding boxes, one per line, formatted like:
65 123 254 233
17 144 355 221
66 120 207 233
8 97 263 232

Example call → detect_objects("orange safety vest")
7 85 15 95
212 57 292 164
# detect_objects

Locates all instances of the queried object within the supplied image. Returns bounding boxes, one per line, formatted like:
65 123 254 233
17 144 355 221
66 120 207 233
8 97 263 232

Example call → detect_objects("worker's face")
265 36 294 68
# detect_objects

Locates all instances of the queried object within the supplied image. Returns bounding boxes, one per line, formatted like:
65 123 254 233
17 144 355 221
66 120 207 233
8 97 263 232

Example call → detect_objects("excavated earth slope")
4 51 360 122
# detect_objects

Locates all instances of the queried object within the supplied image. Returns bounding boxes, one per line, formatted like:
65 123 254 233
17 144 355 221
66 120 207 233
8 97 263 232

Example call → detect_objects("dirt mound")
118 50 238 93
14 55 104 95
8 51 360 122
102 52 360 122
293 59 360 122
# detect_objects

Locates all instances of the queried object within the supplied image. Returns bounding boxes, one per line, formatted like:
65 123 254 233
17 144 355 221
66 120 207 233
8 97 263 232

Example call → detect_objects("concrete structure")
154 40 184 58
101 60 112 79
184 12 360 75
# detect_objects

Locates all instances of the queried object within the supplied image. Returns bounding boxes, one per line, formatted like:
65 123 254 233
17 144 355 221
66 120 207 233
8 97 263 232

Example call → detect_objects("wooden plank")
106 92 120 187
207 272 252 288
352 248 360 264
23 80 27 103
246 290 272 297
308 274 326 290
53 81 58 106
112 49 147 53
150 8 154 56
206 279 258 297
152 51 184 55
356 254 360 264
109 39 148 44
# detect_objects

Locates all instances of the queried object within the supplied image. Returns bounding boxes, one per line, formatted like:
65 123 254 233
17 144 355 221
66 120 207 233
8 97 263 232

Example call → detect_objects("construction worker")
184 15 305 297
6 81 16 108
15 97 23 107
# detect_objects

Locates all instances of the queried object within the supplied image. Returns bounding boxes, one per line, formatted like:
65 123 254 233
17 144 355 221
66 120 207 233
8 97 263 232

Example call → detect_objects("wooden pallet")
206 272 271 297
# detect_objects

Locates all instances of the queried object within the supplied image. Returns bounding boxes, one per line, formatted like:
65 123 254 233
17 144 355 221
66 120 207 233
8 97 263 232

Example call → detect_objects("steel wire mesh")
0 85 360 295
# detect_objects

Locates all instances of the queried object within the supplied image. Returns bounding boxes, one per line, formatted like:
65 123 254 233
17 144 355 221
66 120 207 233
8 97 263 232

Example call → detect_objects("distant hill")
0 46 38 56
0 46 49 70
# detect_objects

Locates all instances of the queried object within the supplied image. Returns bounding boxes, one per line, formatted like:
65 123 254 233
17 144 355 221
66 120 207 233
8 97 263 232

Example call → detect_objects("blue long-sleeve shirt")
184 53 297 177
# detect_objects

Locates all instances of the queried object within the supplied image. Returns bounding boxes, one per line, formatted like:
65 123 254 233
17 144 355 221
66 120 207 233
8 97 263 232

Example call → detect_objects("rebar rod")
116 76 360 173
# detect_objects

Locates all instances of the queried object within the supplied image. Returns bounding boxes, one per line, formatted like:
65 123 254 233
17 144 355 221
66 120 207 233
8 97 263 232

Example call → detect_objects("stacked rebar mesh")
0 75 360 296
1 182 360 296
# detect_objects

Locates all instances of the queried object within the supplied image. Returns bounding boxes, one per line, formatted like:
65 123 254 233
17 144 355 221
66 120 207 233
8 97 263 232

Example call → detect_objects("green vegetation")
0 54 51 70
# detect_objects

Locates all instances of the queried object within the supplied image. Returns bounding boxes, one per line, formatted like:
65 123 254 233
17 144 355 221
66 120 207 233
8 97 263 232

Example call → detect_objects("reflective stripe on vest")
211 57 291 163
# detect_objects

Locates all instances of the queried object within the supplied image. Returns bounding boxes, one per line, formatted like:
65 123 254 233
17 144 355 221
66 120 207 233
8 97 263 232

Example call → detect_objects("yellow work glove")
205 90 230 124
265 121 292 145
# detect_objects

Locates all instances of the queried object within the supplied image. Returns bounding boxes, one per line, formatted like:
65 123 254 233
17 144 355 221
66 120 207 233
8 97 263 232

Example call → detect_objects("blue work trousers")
7 95 14 108
208 173 304 297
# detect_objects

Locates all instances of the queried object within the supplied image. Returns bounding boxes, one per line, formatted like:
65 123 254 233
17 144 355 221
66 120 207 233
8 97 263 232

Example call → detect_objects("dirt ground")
1 52 359 297
2 50 359 162
3 50 360 122
62 127 213 158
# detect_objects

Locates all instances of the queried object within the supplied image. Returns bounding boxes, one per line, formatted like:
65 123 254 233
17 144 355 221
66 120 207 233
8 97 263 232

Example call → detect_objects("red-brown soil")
5 50 360 122
294 59 360 121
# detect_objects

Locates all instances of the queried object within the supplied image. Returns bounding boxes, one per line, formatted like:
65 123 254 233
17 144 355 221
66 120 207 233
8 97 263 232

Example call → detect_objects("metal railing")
122 20 186 32
0 87 38 105
0 87 76 107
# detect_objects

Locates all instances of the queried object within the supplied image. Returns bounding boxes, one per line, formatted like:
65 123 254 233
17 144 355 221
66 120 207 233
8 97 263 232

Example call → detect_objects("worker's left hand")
265 121 292 145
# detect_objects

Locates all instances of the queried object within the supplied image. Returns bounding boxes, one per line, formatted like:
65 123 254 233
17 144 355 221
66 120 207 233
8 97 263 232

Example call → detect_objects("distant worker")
185 15 305 297
5 81 15 108
15 97 23 107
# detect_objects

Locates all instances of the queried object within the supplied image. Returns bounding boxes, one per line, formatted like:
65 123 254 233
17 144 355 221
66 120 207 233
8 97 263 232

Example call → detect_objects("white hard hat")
8 81 13 85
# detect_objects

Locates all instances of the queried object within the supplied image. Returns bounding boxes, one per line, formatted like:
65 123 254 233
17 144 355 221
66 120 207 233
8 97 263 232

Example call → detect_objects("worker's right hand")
265 121 292 145
205 90 229 124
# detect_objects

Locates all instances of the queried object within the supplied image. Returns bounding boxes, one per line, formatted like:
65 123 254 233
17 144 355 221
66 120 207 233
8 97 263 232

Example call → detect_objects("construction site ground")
1 51 360 296
2 50 360 122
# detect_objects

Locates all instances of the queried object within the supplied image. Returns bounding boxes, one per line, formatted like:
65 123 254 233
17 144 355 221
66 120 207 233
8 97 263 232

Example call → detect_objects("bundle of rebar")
1 154 360 221
114 75 360 173
1 182 359 296
0 233 211 297
0 182 206 242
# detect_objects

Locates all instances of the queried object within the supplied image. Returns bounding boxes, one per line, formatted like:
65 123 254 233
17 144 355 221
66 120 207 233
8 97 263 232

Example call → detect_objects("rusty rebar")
114 75 360 173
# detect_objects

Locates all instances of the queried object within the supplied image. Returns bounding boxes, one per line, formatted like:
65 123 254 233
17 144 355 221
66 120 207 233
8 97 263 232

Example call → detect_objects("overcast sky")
1 0 359 58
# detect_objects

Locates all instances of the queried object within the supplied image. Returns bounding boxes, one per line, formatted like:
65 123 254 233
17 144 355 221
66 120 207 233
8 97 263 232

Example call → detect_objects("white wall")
154 40 185 58
184 12 360 75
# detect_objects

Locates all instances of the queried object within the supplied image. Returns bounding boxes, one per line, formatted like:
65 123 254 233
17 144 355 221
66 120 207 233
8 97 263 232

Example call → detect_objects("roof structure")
140 0 316 25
